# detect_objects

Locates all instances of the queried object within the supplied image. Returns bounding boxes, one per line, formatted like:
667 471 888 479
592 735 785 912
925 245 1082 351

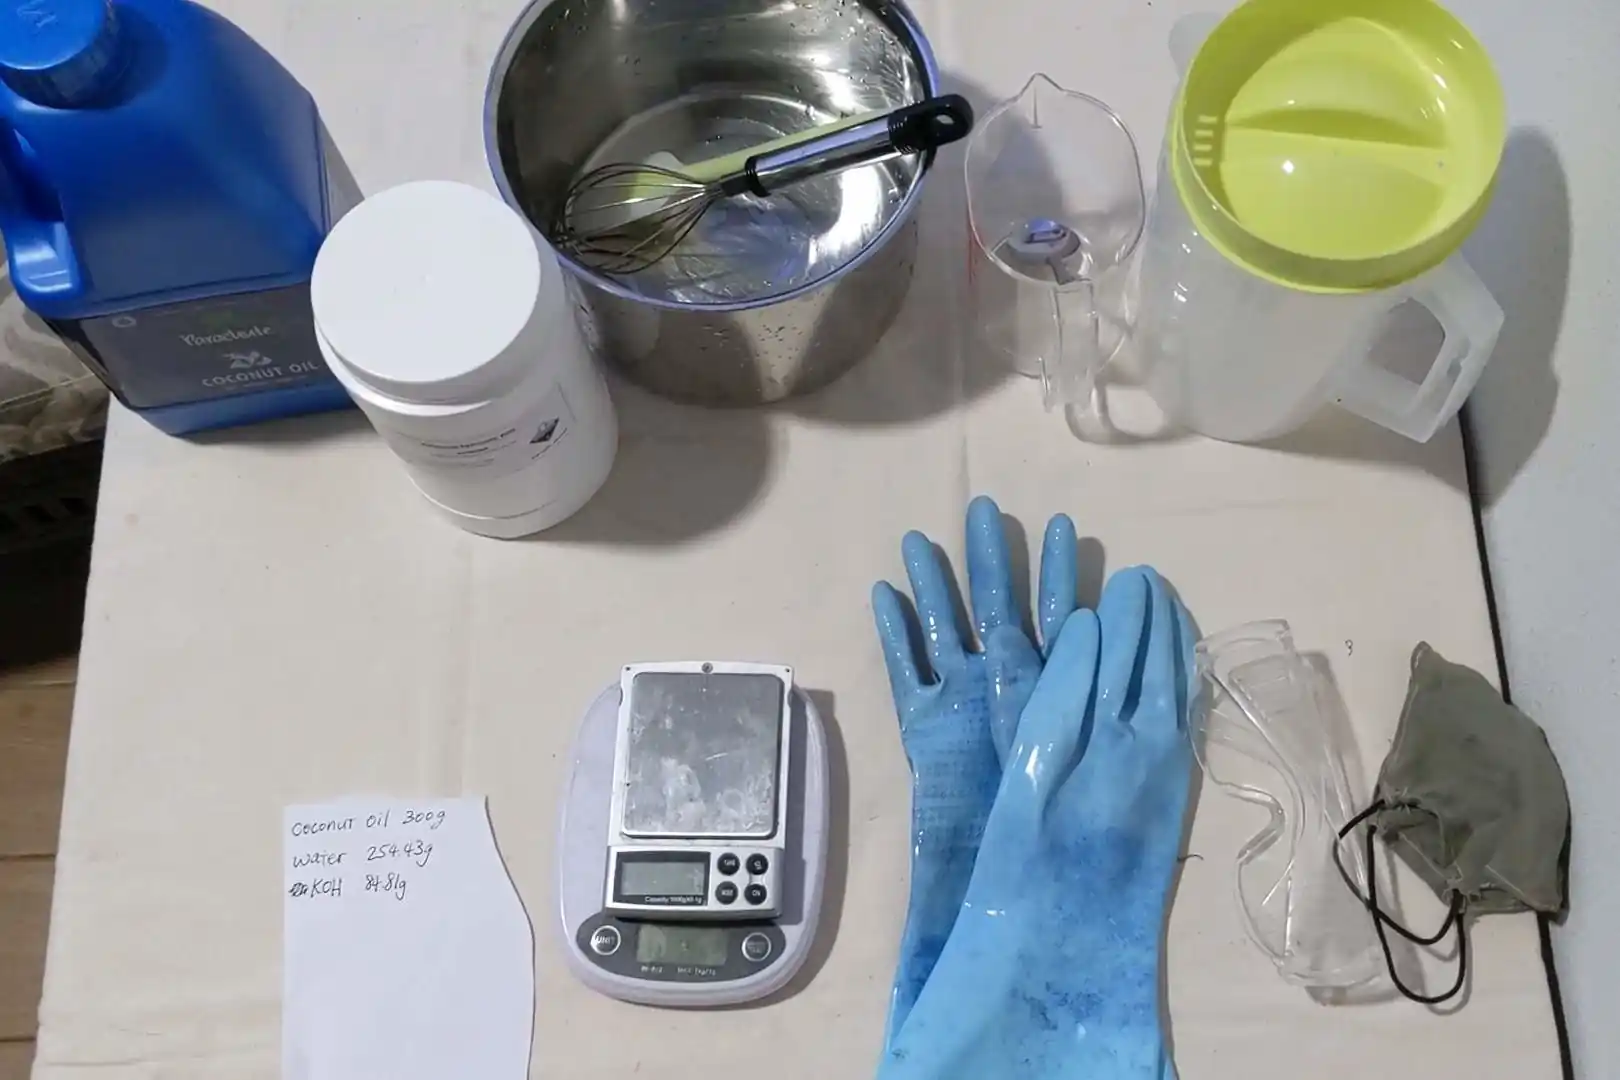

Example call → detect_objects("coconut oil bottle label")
47 283 333 410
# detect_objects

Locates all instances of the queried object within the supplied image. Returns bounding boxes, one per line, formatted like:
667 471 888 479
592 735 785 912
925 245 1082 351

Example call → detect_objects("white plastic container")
312 181 616 538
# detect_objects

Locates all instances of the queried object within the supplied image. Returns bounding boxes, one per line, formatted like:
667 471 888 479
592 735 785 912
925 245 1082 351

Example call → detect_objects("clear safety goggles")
1192 620 1382 990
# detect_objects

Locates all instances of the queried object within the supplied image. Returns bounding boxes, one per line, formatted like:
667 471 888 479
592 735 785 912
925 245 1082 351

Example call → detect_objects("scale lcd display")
619 858 706 899
636 924 729 966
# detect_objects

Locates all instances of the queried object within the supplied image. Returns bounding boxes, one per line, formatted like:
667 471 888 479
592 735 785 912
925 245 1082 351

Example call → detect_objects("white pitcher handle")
1331 256 1504 442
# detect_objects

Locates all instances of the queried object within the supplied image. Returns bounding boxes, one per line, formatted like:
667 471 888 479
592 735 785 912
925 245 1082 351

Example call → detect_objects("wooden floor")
0 551 79 1080
0 434 100 1080
0 652 73 1080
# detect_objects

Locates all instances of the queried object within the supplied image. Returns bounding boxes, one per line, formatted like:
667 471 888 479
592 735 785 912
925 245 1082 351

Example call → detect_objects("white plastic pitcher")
1136 186 1504 443
1135 0 1506 444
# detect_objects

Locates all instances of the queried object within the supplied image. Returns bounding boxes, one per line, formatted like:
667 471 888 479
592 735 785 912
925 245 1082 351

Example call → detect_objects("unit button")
744 883 767 906
742 932 774 964
717 853 740 875
716 882 739 904
589 926 622 957
746 853 770 875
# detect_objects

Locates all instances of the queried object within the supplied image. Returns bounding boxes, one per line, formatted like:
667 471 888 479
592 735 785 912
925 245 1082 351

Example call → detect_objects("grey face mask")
1334 643 1571 1004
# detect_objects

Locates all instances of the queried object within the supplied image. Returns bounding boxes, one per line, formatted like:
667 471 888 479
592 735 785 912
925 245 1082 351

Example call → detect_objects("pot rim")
482 0 941 313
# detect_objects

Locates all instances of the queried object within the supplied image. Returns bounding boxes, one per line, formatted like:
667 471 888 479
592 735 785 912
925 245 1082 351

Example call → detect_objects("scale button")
746 853 770 875
742 932 773 964
717 853 741 875
589 926 622 957
716 882 739 904
744 883 768 905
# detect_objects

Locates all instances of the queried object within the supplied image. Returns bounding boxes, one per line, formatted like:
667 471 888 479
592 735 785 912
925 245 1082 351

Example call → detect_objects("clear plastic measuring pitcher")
966 74 1145 410
1135 0 1506 443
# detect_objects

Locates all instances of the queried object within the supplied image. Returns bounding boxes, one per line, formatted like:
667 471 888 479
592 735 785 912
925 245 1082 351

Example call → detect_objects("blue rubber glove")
881 566 1196 1080
871 496 1079 1045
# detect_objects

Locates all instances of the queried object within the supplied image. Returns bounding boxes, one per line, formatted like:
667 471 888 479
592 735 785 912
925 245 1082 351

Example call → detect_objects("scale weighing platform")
558 661 830 1007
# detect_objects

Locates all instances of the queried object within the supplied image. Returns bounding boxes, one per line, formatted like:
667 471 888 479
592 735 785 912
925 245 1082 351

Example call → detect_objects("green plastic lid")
1171 0 1504 293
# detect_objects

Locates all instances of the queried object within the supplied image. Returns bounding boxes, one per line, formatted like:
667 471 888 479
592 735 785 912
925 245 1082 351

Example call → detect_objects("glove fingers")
1009 609 1101 803
902 530 965 671
1036 514 1079 658
872 582 925 703
965 496 1019 642
987 646 1034 765
1172 591 1198 725
1095 566 1152 725
1139 567 1182 735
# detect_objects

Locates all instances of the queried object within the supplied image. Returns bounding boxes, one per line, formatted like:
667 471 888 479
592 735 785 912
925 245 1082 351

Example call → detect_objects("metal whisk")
553 95 974 276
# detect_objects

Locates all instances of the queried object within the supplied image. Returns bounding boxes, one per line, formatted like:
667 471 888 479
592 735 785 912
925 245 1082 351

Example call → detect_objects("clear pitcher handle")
1331 255 1504 442
1039 282 1101 412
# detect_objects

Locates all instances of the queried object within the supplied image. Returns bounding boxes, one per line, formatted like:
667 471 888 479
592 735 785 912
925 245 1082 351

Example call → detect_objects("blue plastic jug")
0 0 351 435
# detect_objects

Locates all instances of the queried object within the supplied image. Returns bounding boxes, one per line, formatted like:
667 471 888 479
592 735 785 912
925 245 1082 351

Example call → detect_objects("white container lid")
311 180 544 404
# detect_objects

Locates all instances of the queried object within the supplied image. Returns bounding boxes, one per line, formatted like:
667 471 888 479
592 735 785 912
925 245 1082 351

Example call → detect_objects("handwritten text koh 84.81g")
365 871 409 901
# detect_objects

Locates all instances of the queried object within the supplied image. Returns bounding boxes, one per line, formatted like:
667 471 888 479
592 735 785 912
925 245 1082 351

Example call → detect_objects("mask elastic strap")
1332 799 1469 1005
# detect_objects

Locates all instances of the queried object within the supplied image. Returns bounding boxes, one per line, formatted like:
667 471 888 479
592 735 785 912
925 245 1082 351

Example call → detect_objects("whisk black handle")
724 94 976 199
888 94 975 154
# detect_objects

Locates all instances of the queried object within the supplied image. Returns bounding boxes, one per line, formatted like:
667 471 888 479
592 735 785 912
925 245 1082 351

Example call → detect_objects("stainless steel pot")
484 0 939 405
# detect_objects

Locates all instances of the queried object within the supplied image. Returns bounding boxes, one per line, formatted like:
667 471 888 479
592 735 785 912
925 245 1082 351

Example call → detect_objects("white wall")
1459 3 1620 1077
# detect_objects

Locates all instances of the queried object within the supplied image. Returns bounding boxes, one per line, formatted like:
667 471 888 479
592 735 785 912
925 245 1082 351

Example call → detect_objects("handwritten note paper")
282 797 534 1080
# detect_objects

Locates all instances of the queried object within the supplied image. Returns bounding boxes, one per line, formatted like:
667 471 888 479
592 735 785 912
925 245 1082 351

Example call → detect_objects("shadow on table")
539 375 773 546
1000 511 1109 637
1458 126 1569 508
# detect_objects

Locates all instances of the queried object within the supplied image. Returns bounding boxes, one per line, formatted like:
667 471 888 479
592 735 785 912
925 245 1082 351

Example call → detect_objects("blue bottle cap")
0 0 123 108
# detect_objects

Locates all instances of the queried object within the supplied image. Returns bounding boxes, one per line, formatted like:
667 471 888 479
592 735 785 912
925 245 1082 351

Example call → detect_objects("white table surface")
1455 3 1618 1075
35 0 1562 1077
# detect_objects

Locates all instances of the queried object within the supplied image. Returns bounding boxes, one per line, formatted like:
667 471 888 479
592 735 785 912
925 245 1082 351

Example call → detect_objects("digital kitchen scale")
558 661 830 1007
